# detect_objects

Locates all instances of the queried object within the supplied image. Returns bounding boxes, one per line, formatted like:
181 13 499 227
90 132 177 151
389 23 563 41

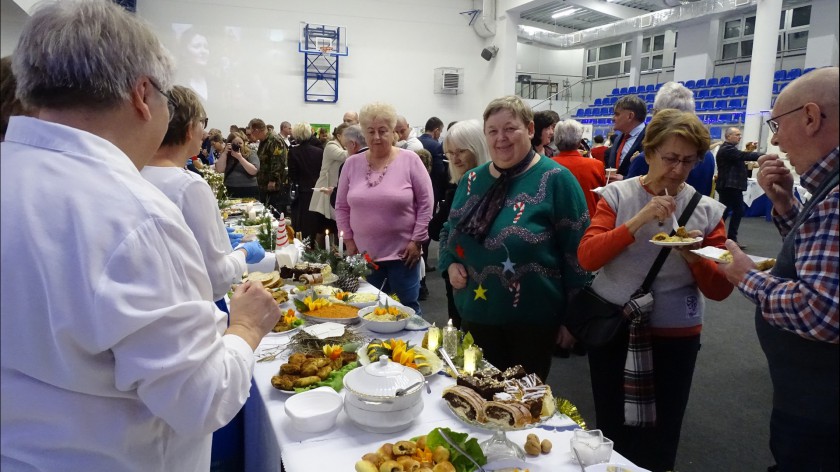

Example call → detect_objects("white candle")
443 319 458 357
427 323 440 352
248 209 257 220
463 345 478 375
338 231 344 258
325 229 331 252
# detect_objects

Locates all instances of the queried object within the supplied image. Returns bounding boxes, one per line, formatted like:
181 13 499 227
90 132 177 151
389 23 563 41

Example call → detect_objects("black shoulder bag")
564 191 703 348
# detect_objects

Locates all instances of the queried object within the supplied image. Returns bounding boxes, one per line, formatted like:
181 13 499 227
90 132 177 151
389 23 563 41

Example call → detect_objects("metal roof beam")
564 0 648 20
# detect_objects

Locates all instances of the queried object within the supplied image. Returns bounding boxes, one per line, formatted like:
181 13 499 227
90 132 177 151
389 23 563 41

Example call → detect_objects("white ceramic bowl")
358 305 414 333
283 386 342 433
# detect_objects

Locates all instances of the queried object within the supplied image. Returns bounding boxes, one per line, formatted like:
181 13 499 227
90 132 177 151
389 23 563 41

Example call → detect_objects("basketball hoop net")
319 46 334 54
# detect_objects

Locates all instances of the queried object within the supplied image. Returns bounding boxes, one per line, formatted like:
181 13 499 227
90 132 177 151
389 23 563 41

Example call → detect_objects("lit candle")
442 319 458 357
338 231 344 258
248 208 257 220
325 229 331 252
463 345 479 375
427 323 440 352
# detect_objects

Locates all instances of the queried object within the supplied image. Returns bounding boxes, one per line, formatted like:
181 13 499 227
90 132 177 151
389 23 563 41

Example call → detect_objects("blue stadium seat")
697 89 710 99
715 100 728 110
599 118 611 125
695 79 707 88
719 77 731 86
644 115 652 124
709 88 722 98
594 98 602 106
575 108 585 117
645 84 655 92
803 67 816 75
707 78 719 88
736 85 748 96
627 86 637 94
645 93 655 103
731 75 744 85
702 101 715 111
710 127 723 140
601 107 611 115
619 87 628 94
744 74 750 83
695 101 703 111
786 68 802 81
737 112 746 123
727 99 742 110
718 113 733 123
773 83 782 94
722 87 735 97
611 88 620 96
774 70 787 81
655 83 664 90
584 108 594 116
609 97 618 105
685 80 696 89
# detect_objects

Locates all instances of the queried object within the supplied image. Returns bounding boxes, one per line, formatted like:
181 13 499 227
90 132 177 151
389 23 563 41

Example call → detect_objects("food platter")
649 236 702 247
301 309 361 325
356 345 443 377
265 325 303 337
445 402 555 432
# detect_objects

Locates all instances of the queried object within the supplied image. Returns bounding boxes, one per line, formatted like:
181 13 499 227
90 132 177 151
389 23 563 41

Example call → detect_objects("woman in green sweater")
438 96 590 381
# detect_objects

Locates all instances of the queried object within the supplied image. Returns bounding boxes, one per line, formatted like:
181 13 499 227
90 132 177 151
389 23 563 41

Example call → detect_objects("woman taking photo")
577 109 733 472
438 96 590 381
335 102 433 315
215 132 259 199
429 119 489 328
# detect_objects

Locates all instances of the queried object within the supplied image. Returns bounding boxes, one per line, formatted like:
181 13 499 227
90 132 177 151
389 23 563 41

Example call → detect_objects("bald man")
715 126 761 248
343 111 359 125
721 67 839 472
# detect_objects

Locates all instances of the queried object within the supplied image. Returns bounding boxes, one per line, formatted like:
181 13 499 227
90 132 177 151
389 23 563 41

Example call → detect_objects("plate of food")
649 227 703 246
294 295 360 325
266 309 305 336
357 339 442 377
441 365 557 431
358 304 414 333
270 347 359 394
690 246 776 269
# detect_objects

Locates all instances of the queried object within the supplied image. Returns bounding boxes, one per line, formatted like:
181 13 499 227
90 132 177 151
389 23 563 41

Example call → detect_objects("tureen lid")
343 355 424 398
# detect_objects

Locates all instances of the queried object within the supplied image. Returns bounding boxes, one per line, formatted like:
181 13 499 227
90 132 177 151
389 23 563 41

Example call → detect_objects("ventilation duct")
517 0 756 49
473 0 496 39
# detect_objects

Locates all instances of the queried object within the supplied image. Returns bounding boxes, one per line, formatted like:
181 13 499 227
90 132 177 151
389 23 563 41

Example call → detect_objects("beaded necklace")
365 152 394 187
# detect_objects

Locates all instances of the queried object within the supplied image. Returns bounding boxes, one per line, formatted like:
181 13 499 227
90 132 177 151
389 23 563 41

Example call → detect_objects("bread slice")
442 385 486 423
483 401 532 428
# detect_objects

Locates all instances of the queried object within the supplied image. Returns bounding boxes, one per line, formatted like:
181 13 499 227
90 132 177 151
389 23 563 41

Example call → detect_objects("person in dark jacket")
288 122 324 240
418 116 449 205
715 127 761 248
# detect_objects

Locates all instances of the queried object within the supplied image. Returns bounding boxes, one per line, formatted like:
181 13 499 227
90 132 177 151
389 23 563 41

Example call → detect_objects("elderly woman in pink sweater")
335 102 434 314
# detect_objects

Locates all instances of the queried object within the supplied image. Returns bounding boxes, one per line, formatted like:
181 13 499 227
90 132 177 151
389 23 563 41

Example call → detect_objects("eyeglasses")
149 80 175 121
765 105 826 134
660 155 700 169
199 117 208 129
444 149 470 159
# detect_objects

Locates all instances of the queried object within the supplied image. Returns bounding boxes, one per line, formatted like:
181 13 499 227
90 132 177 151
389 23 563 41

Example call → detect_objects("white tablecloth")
742 178 809 207
242 283 640 472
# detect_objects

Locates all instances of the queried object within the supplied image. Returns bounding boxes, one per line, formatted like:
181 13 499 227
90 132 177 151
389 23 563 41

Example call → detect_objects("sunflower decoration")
294 295 332 313
366 338 432 374
333 291 353 302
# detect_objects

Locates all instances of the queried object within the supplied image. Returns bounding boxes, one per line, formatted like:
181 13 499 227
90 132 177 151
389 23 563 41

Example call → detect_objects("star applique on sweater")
474 284 487 301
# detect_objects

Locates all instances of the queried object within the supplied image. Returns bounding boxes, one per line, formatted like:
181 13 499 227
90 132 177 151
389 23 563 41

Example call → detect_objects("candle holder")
426 324 441 352
442 319 459 358
463 344 479 376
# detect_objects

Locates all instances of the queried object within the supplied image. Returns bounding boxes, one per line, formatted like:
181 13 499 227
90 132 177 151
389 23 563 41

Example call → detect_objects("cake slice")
457 375 505 400
442 385 486 423
483 401 533 428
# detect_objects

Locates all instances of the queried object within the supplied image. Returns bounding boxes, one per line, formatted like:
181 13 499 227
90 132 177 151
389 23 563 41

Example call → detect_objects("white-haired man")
1 1 279 470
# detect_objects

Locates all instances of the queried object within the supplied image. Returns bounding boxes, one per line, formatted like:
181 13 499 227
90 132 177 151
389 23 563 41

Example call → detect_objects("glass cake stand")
446 403 553 462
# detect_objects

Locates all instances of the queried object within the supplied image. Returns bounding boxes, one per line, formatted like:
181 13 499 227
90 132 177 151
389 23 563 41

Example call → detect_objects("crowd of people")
0 1 836 472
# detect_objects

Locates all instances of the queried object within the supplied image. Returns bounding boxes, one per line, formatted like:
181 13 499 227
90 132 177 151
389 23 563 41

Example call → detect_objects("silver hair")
653 81 695 113
553 120 584 151
12 0 175 110
359 102 397 129
343 124 367 147
292 122 312 141
443 119 489 183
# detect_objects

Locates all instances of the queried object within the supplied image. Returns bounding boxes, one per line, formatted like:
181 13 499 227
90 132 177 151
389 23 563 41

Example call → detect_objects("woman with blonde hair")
335 102 434 314
288 121 324 240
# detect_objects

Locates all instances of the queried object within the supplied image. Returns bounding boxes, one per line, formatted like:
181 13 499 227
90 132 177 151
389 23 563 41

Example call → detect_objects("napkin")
303 322 345 339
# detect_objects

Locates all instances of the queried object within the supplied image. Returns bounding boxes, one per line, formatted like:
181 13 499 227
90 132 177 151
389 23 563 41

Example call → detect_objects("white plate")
584 464 651 472
265 324 303 337
649 236 703 247
691 246 772 265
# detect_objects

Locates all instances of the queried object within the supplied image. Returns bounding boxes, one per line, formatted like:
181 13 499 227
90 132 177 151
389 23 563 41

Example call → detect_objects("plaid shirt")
738 147 839 343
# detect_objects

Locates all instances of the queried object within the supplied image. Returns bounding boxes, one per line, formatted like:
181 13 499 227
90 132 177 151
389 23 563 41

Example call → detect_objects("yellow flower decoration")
282 309 297 325
322 344 343 360
374 305 402 316
334 291 352 301
303 295 332 312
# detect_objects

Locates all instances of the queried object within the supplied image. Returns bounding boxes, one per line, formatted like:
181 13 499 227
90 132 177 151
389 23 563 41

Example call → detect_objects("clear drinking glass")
570 429 614 466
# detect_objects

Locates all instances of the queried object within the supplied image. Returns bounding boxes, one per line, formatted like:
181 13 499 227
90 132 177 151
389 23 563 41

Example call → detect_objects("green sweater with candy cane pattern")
438 156 591 326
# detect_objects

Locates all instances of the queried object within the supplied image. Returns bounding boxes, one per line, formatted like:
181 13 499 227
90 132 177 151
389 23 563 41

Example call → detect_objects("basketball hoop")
319 46 334 54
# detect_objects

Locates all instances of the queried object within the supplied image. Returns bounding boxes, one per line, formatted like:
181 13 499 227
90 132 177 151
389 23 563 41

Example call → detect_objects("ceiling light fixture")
551 8 578 19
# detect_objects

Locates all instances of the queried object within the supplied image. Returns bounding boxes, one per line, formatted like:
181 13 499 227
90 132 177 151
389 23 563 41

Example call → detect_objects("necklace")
365 152 393 187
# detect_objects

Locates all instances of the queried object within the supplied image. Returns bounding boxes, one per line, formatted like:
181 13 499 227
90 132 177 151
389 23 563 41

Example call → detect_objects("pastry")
299 273 323 284
292 375 322 388
756 258 776 270
652 232 669 241
483 400 532 428
456 375 504 400
442 385 486 422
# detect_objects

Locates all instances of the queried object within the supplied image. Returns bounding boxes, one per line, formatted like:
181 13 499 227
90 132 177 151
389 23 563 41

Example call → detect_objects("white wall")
137 0 495 131
0 0 28 56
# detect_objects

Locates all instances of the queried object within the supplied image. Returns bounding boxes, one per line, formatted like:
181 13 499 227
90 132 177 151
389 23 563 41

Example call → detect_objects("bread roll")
379 460 404 472
355 460 378 472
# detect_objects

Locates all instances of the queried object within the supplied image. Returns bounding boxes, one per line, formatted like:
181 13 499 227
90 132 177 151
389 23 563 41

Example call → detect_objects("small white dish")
283 386 342 433
691 246 772 265
358 305 414 333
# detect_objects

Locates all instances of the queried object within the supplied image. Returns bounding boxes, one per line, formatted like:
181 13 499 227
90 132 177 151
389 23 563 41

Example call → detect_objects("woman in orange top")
550 119 606 219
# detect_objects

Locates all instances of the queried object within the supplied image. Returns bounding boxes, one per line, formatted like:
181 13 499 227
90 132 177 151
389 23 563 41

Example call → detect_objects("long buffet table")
241 281 643 472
